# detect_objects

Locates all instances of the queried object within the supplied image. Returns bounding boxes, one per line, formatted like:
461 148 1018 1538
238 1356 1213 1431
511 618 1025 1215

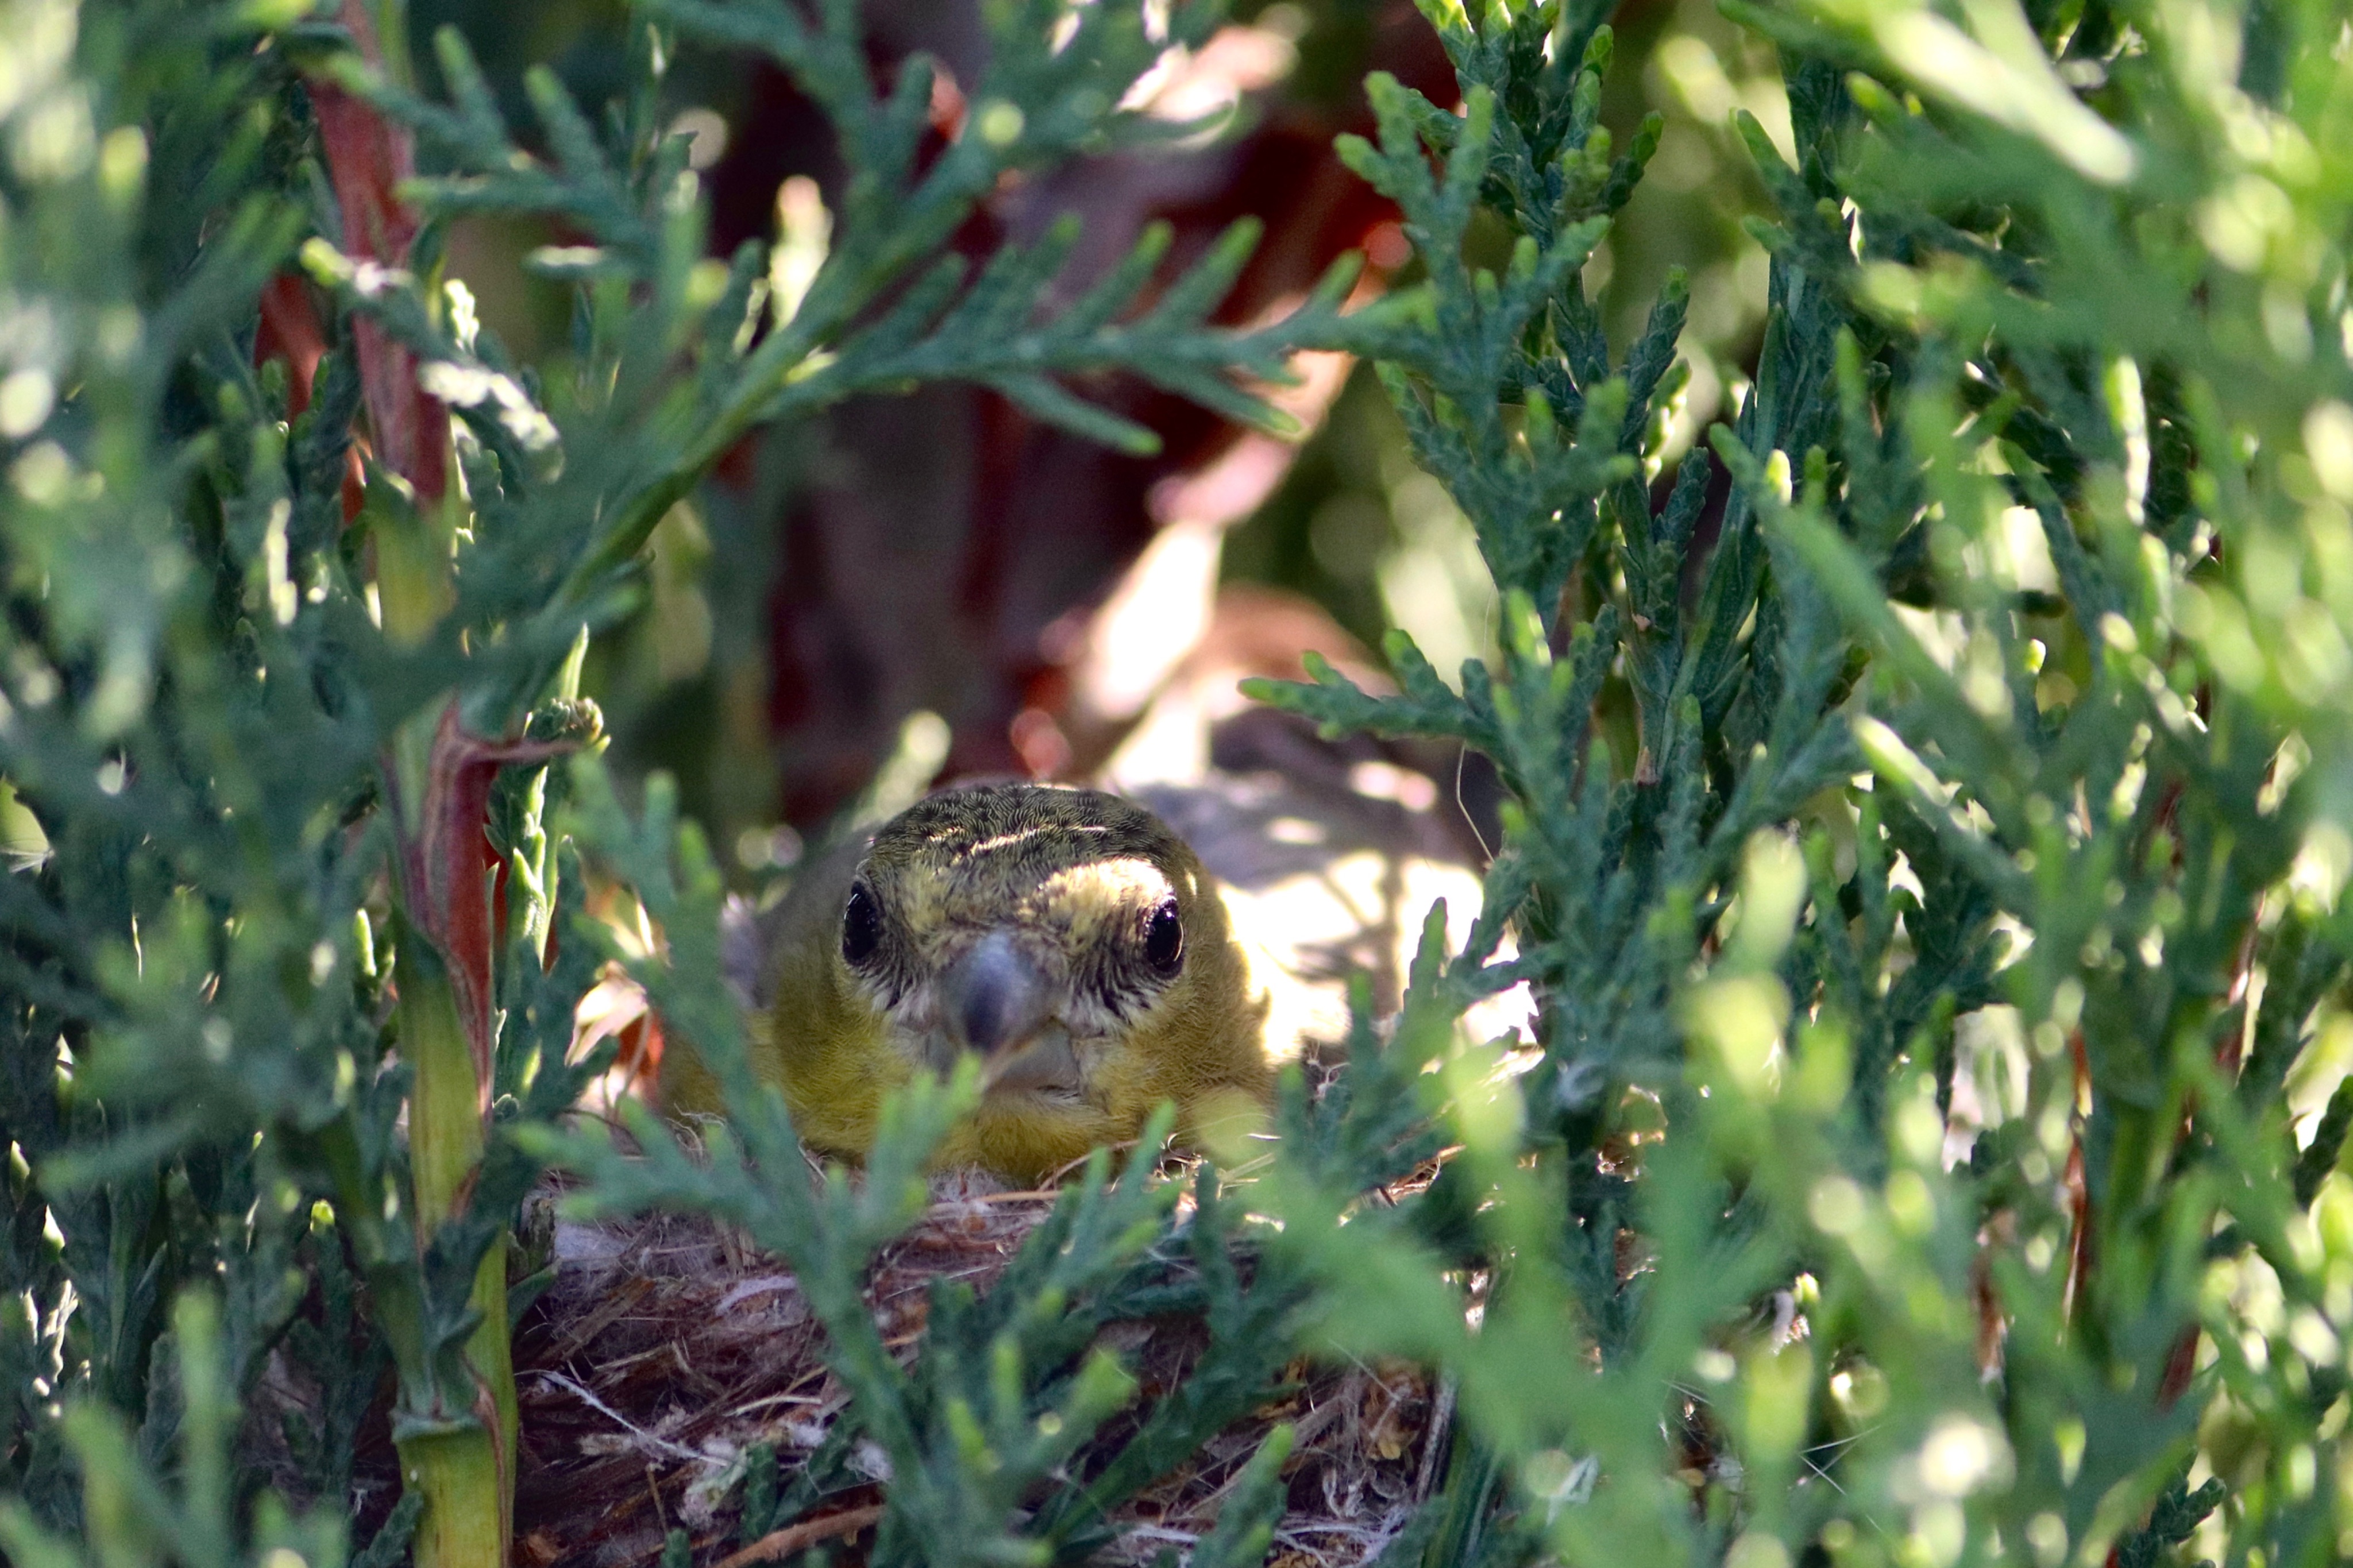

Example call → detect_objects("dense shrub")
2 2 2350 1567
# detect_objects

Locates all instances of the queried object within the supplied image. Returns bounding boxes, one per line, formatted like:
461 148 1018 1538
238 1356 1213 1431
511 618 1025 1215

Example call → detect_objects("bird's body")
665 783 1276 1184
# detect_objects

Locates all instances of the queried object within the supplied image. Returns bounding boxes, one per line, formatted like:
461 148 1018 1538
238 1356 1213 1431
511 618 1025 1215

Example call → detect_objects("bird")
664 782 1280 1185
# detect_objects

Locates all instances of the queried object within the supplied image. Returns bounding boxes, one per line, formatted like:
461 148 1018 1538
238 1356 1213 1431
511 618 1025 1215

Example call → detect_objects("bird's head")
670 782 1274 1183
836 785 1217 1102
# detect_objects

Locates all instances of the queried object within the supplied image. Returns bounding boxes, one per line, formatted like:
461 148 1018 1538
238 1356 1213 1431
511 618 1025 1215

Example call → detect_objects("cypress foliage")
5 2 2353 1567
0 2 1355 1563
1247 2 2353 1564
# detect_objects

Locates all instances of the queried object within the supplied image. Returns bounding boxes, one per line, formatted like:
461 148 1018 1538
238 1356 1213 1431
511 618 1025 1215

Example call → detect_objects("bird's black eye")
842 880 883 968
1143 897 1183 978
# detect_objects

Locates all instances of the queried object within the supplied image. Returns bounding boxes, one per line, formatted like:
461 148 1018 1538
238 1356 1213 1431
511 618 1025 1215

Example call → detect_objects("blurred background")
415 0 1793 884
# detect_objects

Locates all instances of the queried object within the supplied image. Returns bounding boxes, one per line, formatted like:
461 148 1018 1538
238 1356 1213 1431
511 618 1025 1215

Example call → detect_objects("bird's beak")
940 930 1056 1064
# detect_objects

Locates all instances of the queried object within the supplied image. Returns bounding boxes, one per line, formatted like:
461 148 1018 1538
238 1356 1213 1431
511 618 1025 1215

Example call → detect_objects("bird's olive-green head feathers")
665 783 1274 1184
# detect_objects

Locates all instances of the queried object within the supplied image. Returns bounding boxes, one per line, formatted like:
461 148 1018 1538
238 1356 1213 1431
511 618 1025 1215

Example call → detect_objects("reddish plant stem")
298 18 551 1567
388 706 572 1099
254 274 368 520
310 0 447 504
256 275 327 416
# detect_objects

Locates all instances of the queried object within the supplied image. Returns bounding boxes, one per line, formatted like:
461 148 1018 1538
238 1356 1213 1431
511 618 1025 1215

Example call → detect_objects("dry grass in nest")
507 1164 1449 1568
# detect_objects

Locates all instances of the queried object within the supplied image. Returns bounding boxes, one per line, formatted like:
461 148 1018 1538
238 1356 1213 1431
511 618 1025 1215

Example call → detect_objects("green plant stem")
394 937 515 1567
398 1426 508 1568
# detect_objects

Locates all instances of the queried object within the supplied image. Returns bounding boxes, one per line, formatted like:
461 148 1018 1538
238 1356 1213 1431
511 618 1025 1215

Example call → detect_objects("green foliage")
1185 1422 1296 1568
1245 2 2353 1566
0 0 1371 1561
343 0 1368 547
0 1292 367 1568
2114 1465 2227 1568
13 0 2353 1566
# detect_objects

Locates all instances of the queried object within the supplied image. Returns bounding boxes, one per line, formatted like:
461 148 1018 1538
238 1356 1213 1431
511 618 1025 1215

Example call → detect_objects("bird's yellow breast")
663 783 1276 1184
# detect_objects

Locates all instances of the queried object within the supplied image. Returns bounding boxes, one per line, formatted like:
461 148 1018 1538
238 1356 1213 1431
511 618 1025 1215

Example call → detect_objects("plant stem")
395 935 514 1567
399 1424 510 1568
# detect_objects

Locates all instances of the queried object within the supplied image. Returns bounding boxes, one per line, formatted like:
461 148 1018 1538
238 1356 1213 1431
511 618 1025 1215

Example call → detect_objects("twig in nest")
714 1504 887 1568
533 1369 705 1464
1412 1376 1457 1501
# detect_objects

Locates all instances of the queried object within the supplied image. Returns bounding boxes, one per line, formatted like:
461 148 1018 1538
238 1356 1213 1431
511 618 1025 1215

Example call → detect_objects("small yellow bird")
665 783 1277 1184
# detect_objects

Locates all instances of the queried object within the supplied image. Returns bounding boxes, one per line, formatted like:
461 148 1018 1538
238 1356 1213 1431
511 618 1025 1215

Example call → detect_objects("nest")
498 759 1518 1566
505 1167 1448 1568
